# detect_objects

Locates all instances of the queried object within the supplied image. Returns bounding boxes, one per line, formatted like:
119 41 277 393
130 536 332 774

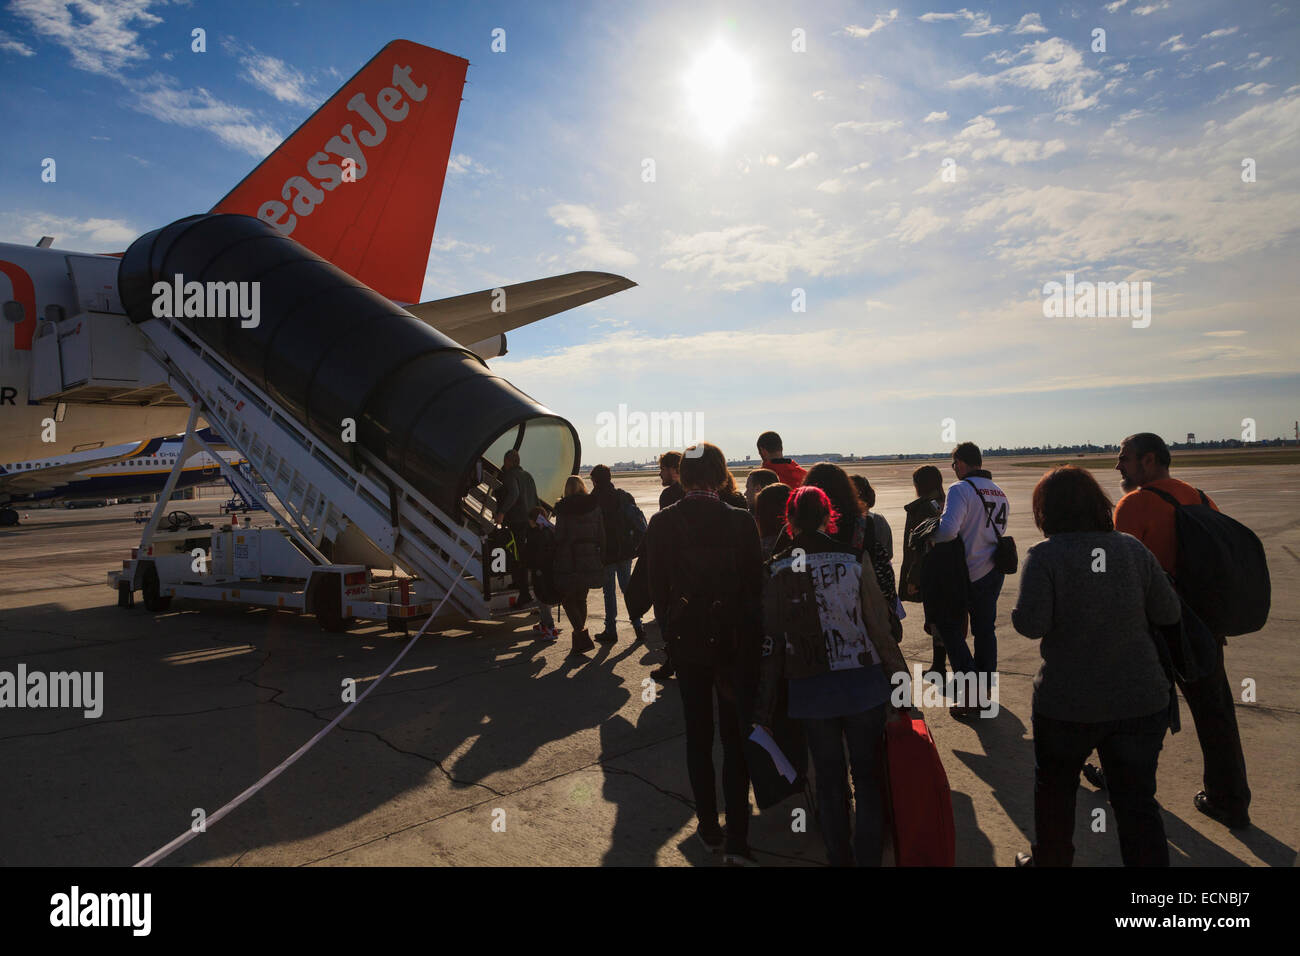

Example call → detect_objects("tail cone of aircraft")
118 213 580 517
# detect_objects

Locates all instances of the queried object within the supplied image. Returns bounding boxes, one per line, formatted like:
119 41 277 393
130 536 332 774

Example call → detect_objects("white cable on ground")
136 556 474 867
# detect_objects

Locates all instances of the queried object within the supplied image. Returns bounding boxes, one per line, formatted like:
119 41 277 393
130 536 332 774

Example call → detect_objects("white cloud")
891 207 949 244
914 165 967 193
1202 27 1239 39
548 204 637 268
0 211 139 250
0 30 35 56
987 104 1018 114
448 153 491 175
923 110 949 123
1159 35 1189 53
11 3 296 159
842 161 871 173
954 114 1067 163
842 9 899 40
1104 0 1128 11
129 76 283 157
948 37 1100 113
1113 108 1149 126
1205 61 1227 71
816 179 846 194
430 237 492 256
1132 1 1172 14
1013 13 1048 35
786 151 819 170
919 8 1004 37
661 222 875 290
224 41 318 107
961 166 1300 268
10 0 161 76
833 119 903 133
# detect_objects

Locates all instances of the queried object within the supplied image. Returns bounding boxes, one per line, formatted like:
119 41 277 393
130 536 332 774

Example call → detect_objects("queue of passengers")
496 430 1256 866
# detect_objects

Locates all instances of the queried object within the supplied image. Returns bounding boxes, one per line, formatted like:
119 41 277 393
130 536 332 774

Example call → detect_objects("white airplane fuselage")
0 242 191 461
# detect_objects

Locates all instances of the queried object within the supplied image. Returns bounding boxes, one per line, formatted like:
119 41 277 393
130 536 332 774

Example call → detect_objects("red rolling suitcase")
883 713 955 866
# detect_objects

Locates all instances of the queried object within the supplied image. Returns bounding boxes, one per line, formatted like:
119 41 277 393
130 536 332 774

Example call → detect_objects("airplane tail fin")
210 40 468 304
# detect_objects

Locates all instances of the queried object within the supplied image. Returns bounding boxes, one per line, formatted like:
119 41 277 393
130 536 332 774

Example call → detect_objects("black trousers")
1033 708 1169 866
1172 641 1251 816
675 660 751 852
561 590 588 633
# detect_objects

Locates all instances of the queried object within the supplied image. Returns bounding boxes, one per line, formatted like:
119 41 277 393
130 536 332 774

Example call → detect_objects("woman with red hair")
754 485 907 866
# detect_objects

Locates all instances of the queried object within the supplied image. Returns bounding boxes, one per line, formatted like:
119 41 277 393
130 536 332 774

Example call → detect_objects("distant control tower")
1187 432 1195 444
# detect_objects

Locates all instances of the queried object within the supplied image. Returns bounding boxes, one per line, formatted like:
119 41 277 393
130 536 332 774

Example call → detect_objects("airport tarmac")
1 458 1296 867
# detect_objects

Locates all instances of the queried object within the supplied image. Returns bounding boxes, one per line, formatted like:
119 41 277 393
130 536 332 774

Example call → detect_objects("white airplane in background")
0 430 246 524
0 40 633 469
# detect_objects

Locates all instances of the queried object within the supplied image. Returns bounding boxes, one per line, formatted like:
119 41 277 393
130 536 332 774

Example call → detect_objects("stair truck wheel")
140 561 172 613
309 571 353 633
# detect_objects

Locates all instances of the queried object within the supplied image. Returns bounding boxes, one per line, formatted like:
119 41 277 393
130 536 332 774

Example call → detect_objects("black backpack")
1143 486 1270 637
619 489 648 557
665 503 745 664
484 526 520 579
523 522 561 604
598 487 628 560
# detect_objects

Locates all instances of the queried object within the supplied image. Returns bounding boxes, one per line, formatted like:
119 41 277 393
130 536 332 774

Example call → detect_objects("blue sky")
2 0 1297 461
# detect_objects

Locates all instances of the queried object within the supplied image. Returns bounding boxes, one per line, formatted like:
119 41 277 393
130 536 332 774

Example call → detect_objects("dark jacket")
497 465 538 525
592 482 639 563
643 495 763 668
625 539 651 619
720 488 747 510
900 491 944 603
909 515 968 625
755 532 905 726
658 482 685 510
553 493 605 593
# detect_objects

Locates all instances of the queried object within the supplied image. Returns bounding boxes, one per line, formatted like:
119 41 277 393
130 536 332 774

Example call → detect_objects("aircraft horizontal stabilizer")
406 272 635 348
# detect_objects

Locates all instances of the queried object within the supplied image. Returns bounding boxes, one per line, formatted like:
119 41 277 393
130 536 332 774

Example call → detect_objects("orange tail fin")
211 40 467 304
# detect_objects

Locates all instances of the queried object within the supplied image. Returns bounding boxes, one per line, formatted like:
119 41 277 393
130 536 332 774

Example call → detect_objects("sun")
684 39 755 144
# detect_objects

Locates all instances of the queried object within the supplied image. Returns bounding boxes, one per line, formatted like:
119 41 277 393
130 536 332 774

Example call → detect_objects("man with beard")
658 451 685 510
1114 432 1251 830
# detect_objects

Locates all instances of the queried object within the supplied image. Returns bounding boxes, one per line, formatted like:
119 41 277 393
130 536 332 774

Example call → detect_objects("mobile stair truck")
92 215 589 632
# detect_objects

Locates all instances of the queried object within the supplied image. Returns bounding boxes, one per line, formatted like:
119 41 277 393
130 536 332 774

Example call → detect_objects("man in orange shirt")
1114 432 1251 830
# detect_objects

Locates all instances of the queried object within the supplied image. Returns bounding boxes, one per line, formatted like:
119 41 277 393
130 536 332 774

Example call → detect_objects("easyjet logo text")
257 62 428 237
